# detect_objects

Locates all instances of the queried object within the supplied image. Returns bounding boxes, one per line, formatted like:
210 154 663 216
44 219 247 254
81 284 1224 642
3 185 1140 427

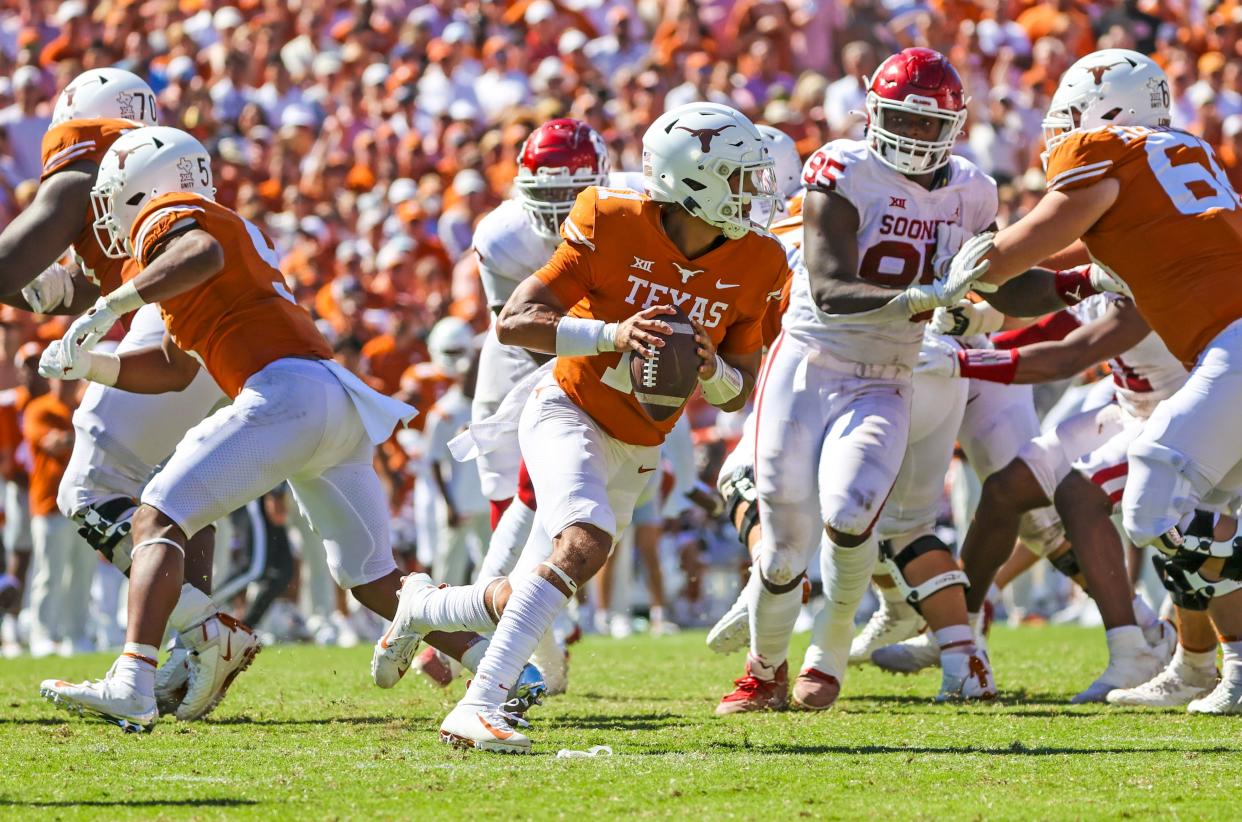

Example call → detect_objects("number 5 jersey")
787 139 999 367
1045 125 1242 366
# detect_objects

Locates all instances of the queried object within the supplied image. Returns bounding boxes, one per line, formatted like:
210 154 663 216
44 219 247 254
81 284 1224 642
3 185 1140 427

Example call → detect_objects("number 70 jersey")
785 139 998 367
1044 125 1242 366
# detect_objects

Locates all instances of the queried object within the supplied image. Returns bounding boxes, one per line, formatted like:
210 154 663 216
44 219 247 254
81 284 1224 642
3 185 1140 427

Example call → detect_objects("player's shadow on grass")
683 742 1242 756
0 799 258 808
568 712 693 731
206 715 395 726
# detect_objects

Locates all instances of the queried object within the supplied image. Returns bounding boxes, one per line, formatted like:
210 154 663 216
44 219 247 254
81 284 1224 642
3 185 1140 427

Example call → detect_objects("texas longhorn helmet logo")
673 124 734 153
1085 57 1135 86
112 145 136 170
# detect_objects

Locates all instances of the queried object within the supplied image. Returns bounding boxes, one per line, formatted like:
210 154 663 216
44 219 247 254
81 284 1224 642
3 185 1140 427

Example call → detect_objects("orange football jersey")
131 192 332 397
40 117 143 294
536 186 790 446
1045 126 1242 365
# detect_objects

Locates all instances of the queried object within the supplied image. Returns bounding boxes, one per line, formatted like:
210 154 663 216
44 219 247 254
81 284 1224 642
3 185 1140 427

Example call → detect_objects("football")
630 305 701 421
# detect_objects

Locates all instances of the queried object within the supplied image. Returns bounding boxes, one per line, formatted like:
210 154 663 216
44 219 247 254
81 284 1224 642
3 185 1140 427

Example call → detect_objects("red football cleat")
715 660 788 715
792 667 841 710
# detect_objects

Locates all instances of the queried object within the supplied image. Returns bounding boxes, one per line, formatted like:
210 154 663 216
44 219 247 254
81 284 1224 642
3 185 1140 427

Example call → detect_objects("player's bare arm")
0 162 95 294
986 268 1073 317
129 228 225 303
497 274 675 359
801 188 898 315
974 180 1120 288
1007 300 1152 383
0 262 100 315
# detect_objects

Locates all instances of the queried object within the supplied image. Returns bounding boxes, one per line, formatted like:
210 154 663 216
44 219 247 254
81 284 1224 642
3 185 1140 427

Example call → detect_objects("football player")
378 102 789 752
945 48 1242 713
35 128 490 732
716 47 993 713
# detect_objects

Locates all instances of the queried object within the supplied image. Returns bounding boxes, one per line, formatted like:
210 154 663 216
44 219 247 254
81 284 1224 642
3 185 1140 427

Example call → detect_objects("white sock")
460 637 489 673
1176 642 1217 672
418 579 499 633
463 574 567 708
167 583 216 632
1222 640 1242 678
934 624 975 657
1105 624 1146 658
477 501 536 580
116 642 157 698
816 534 879 677
745 566 801 679
1131 594 1158 630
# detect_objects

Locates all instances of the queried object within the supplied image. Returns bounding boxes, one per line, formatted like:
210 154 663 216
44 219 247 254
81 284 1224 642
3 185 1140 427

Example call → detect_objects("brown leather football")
630 305 701 422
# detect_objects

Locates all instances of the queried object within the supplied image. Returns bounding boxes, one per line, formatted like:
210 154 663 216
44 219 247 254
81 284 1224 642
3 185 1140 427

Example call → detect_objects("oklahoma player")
378 102 788 753
945 48 1242 713
714 47 993 714
34 127 487 732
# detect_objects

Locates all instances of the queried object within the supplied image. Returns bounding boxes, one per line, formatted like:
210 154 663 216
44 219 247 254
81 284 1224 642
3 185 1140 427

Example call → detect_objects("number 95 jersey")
786 139 998 367
1044 126 1242 366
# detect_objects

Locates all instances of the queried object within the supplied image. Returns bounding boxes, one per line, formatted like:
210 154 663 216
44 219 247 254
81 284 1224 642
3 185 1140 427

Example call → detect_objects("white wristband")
699 354 744 406
555 316 614 356
85 351 121 386
102 280 145 315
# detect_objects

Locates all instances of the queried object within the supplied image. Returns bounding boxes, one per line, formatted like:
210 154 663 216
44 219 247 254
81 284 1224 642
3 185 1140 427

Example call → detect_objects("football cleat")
370 573 434 689
791 668 841 711
935 651 996 702
849 596 924 665
715 660 788 715
439 703 532 754
177 613 260 721
705 589 749 654
529 625 569 696
1187 672 1242 715
41 661 157 733
1107 658 1218 707
871 631 940 674
1071 645 1163 704
412 646 456 688
502 663 548 717
153 642 191 716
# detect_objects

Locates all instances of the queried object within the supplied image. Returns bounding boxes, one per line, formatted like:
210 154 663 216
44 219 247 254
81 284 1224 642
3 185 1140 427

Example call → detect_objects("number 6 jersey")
1044 125 1242 366
786 139 998 367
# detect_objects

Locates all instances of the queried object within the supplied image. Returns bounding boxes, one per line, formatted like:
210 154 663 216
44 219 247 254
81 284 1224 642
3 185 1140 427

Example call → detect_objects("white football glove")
37 340 90 380
22 262 75 315
930 223 976 279
943 231 996 296
1087 264 1132 298
931 300 1005 337
916 334 963 378
61 297 120 368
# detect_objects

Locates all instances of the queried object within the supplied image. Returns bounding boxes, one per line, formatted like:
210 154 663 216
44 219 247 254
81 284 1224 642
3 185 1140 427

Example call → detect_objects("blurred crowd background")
0 0 1233 656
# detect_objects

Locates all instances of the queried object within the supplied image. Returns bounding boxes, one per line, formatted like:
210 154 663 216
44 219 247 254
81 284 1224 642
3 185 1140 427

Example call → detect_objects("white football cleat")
1107 658 1218 707
871 631 940 674
706 589 749 654
529 624 569 696
154 643 191 716
849 597 923 665
439 703 532 754
935 651 996 702
41 662 158 733
1071 645 1163 704
177 613 260 721
1187 671 1242 715
370 573 434 689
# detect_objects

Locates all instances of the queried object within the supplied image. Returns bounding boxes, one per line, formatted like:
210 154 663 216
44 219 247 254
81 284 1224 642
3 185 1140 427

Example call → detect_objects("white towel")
321 359 418 445
449 360 554 462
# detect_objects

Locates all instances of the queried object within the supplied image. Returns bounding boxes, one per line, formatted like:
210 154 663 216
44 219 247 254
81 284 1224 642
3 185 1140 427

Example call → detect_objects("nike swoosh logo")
716 280 740 289
477 713 514 740
638 466 656 473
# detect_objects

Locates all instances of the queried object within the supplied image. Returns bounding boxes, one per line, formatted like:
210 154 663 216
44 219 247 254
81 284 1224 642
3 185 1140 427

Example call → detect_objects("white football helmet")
91 127 215 260
427 316 475 377
753 124 801 223
1042 49 1170 157
643 102 777 239
52 68 159 126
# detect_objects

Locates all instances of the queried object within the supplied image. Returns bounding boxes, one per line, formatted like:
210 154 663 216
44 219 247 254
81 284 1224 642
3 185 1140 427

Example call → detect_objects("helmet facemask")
514 166 606 238
90 172 131 260
698 156 779 240
866 92 966 175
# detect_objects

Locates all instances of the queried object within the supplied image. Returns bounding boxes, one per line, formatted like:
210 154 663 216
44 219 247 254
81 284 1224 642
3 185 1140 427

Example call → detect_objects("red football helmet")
514 118 610 237
864 48 967 176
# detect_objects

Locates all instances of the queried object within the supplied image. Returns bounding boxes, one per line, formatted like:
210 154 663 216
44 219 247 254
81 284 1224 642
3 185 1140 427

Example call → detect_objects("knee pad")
1018 507 1066 558
69 496 138 572
879 535 968 614
1123 440 1207 546
719 464 760 547
1167 510 1242 582
1048 546 1082 580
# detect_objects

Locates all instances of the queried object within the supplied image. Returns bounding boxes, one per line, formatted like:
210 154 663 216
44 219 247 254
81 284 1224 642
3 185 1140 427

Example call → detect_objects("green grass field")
1 625 1240 820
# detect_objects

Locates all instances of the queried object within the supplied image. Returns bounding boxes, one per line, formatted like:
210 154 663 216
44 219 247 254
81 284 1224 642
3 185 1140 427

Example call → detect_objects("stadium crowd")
0 0 1238 656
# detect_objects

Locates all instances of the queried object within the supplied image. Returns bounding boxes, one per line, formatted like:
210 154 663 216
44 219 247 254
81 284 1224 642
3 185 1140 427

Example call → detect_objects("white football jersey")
785 140 998 366
472 199 561 312
1069 293 1186 418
